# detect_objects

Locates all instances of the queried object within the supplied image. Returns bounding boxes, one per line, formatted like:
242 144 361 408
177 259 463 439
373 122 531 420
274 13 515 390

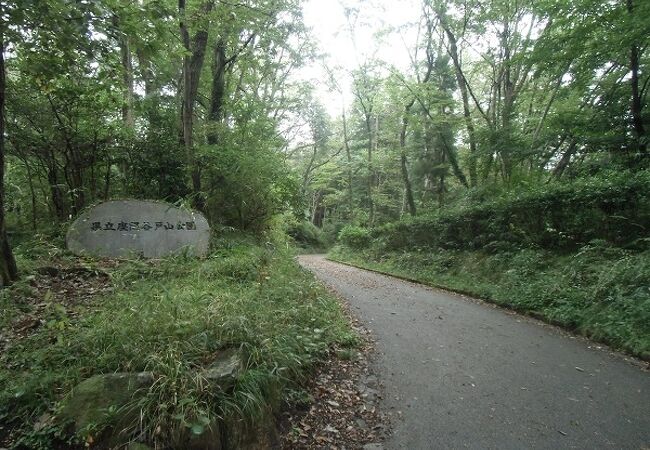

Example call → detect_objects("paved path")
298 255 650 450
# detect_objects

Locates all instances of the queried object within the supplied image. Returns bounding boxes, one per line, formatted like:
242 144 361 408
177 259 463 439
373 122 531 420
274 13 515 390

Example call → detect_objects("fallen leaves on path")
279 303 389 450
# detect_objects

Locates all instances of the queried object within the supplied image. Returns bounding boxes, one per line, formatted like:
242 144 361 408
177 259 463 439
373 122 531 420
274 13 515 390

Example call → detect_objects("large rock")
202 348 244 392
66 200 210 258
58 350 278 450
58 372 154 444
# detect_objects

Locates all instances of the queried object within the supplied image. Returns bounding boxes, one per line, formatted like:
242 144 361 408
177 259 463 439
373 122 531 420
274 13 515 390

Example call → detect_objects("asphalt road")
297 255 650 450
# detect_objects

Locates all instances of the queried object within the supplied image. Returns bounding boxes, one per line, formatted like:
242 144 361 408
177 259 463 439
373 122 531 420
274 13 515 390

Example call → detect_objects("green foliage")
331 170 650 359
124 111 189 201
338 225 371 250
286 219 330 251
362 171 650 252
203 142 301 232
0 238 354 448
2 0 313 238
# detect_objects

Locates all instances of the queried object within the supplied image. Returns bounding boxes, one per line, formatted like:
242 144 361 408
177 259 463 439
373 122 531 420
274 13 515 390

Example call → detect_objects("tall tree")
0 35 19 286
179 0 214 209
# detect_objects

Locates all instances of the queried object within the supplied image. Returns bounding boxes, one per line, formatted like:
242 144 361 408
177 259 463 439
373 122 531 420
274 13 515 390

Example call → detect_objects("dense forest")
0 0 649 448
1 0 649 278
292 0 649 230
1 0 313 284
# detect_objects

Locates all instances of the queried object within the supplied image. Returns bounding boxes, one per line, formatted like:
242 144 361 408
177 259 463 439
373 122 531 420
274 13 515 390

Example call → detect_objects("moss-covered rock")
58 372 154 444
202 348 243 392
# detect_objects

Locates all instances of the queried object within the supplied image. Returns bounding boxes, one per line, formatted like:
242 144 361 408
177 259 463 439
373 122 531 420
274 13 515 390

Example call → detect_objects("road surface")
298 255 650 450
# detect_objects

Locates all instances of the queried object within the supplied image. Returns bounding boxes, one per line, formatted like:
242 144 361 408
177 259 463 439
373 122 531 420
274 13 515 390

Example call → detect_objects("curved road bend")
298 255 650 450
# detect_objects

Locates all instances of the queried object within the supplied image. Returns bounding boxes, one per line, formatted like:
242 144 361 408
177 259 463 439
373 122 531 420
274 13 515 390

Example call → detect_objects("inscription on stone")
66 200 210 258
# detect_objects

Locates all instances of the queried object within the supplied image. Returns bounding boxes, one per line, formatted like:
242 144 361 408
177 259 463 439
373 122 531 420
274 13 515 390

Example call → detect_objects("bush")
338 226 371 249
203 140 301 232
368 170 650 252
287 220 328 250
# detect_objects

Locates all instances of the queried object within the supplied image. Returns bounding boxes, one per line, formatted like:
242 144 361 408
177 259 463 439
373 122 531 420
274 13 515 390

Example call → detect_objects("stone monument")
66 200 210 258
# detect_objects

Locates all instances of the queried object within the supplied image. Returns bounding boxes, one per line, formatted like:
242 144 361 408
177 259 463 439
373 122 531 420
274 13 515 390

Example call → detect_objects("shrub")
371 170 650 252
338 225 371 249
287 220 328 249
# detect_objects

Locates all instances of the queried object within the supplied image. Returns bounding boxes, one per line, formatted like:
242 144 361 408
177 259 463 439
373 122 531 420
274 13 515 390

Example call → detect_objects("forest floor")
0 239 392 450
0 259 116 361
0 238 366 449
298 255 650 450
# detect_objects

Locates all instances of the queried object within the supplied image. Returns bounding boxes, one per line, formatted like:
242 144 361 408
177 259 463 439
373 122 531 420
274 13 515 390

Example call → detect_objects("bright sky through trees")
302 0 421 115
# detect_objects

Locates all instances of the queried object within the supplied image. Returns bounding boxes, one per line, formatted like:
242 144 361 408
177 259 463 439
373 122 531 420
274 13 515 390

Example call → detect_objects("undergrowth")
0 233 356 449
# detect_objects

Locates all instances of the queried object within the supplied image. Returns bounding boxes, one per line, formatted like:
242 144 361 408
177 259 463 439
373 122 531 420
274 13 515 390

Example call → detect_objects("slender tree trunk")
0 37 18 286
440 19 478 187
207 39 226 145
438 143 446 208
301 145 317 192
552 141 577 179
416 97 469 189
365 114 374 225
179 0 213 210
68 149 85 215
179 0 196 196
24 158 37 231
627 0 646 154
114 15 135 129
47 164 66 220
136 47 161 130
400 100 416 216
531 74 564 150
342 107 353 215
311 190 323 227
499 15 515 182
103 159 111 200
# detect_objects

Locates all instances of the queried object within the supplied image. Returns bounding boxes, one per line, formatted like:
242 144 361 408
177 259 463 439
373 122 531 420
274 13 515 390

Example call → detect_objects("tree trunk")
342 107 354 215
365 114 374 225
103 159 111 200
311 190 324 227
552 141 577 179
500 16 515 181
24 158 37 231
179 0 213 210
136 47 162 130
207 38 226 145
440 19 478 187
400 100 417 216
179 0 196 198
627 0 646 154
0 37 18 286
47 164 66 220
68 149 86 215
114 15 135 129
301 145 318 192
439 13 478 187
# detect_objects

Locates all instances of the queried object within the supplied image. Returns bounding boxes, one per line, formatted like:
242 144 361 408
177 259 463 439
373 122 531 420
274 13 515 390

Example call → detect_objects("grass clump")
0 235 355 449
